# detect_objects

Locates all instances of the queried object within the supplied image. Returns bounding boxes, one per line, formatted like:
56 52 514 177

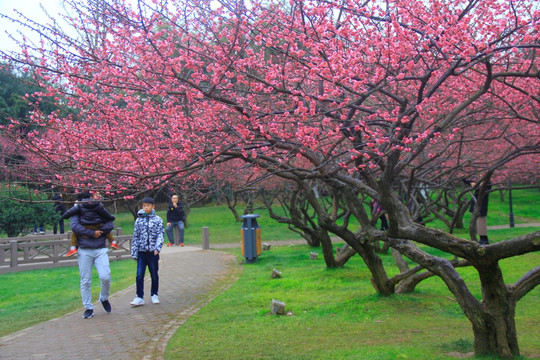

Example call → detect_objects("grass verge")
165 236 540 359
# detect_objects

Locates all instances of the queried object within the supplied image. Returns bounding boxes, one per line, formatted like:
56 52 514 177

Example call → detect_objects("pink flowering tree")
1 0 539 357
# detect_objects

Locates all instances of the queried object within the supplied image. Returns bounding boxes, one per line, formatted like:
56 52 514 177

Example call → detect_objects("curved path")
0 246 239 360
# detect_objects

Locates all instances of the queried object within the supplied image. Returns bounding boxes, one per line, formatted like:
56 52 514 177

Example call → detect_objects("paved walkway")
0 246 240 360
485 222 540 230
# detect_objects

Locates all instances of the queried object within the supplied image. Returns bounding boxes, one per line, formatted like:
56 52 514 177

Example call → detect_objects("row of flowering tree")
1 0 539 358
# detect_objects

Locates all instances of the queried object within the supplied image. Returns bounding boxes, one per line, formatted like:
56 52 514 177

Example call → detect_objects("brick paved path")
0 246 239 360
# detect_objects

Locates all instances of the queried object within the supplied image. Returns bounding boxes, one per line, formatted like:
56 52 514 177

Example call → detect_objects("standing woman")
465 179 492 245
166 194 185 246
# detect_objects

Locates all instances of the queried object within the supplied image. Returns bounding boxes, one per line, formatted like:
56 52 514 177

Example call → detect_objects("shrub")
0 185 60 236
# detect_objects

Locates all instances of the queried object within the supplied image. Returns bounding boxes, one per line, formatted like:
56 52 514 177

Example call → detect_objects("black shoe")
82 309 94 319
101 299 112 313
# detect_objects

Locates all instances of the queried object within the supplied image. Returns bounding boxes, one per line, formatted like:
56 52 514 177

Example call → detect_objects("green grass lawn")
9 187 537 243
427 187 539 231
111 204 304 244
166 243 540 360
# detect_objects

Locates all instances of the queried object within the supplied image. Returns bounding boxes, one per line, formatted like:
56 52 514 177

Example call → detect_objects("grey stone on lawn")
309 252 318 260
262 242 271 250
271 268 282 279
270 299 286 315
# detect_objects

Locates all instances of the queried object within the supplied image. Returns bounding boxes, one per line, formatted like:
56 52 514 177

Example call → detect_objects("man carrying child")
70 208 115 319
64 191 118 257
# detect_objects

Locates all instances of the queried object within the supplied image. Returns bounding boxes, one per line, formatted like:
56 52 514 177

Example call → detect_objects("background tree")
0 184 60 237
0 63 55 125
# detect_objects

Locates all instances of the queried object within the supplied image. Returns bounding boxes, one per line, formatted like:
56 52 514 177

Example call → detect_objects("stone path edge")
145 251 242 360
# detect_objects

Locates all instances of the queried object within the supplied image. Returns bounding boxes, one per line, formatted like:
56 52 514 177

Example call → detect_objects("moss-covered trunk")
317 229 337 268
353 241 395 296
471 263 519 359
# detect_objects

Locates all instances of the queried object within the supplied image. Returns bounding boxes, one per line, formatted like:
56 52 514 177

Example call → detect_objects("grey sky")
0 0 65 55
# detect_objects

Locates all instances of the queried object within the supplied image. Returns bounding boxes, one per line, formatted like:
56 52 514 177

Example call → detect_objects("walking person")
130 197 164 306
63 191 118 257
70 213 115 318
166 194 185 246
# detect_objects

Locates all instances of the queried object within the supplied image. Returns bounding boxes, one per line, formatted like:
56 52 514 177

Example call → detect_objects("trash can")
241 214 262 263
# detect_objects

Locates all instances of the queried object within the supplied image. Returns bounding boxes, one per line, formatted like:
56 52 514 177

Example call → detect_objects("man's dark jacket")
70 215 114 249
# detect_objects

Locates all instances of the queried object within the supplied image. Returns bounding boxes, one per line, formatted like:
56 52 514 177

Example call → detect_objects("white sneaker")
130 297 145 306
151 295 160 304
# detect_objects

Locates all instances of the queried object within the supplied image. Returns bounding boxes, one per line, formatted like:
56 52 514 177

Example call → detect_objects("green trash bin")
241 214 262 263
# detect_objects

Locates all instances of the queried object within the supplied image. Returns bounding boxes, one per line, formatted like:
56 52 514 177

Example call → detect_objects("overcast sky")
0 0 65 55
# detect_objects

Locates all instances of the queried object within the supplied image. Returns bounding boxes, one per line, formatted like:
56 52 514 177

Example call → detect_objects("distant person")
166 194 185 247
130 197 164 306
33 224 45 235
465 179 492 245
70 212 115 318
52 193 66 234
63 191 118 257
372 200 388 231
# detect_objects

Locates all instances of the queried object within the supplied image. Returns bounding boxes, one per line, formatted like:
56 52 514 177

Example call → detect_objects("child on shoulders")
64 191 118 257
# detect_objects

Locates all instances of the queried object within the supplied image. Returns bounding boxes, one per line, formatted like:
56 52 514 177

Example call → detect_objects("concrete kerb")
145 249 241 360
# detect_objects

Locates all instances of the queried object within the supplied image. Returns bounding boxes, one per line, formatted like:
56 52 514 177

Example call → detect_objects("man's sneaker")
180 243 184 247
151 295 160 304
130 297 145 306
110 243 119 250
101 299 112 313
82 309 94 319
39 231 45 235
65 249 78 257
167 243 173 247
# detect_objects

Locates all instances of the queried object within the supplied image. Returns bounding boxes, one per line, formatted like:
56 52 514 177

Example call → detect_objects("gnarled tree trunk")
393 224 540 359
471 263 519 359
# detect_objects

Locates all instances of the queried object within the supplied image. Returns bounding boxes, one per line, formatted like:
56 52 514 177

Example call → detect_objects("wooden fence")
0 228 132 274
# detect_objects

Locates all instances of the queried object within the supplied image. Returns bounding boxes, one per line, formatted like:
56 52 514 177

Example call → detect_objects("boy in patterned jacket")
130 197 164 306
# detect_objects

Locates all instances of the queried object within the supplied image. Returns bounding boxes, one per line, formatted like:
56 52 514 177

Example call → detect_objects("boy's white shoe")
130 297 145 306
151 295 160 304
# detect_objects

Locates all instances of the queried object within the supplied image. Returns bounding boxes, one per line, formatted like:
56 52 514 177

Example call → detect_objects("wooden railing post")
10 240 18 269
53 243 59 263
202 226 210 250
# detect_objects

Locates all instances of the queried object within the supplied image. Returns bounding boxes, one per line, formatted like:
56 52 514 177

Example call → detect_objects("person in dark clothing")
63 191 118 256
166 194 185 246
71 213 115 318
372 200 388 231
52 193 67 234
465 179 492 245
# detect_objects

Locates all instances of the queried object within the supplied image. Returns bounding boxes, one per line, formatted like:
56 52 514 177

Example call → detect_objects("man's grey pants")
77 247 111 310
